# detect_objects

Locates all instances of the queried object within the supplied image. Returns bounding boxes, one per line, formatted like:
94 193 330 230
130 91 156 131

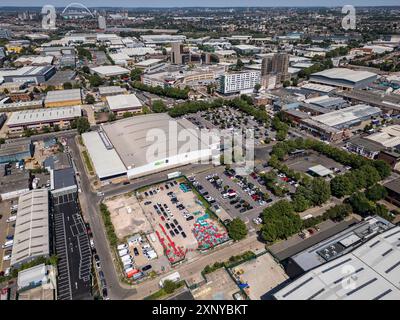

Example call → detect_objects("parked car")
133 248 139 256
142 265 152 272
3 254 12 261
144 201 152 205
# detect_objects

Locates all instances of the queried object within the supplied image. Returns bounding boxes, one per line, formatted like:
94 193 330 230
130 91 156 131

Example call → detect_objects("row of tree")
132 81 189 100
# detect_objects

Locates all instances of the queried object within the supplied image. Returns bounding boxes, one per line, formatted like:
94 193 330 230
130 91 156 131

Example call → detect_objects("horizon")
1 0 400 8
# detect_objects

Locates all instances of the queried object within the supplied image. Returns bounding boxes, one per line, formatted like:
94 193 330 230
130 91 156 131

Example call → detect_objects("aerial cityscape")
0 1 400 305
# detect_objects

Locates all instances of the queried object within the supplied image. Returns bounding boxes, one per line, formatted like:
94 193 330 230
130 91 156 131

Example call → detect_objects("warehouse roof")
90 66 130 77
7 106 81 127
45 89 81 103
52 167 76 190
11 189 49 266
384 178 400 194
311 104 381 128
106 94 142 111
274 226 400 300
0 66 54 78
81 131 127 180
135 58 164 67
98 86 127 95
101 113 210 169
366 125 400 148
311 68 377 83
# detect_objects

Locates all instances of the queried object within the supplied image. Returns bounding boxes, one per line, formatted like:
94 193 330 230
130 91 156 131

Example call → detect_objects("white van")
123 263 133 270
117 244 128 250
118 249 129 257
6 215 16 223
121 254 132 262
2 240 13 249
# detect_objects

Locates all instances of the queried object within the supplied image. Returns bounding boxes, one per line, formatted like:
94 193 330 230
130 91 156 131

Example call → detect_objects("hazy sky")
1 0 400 7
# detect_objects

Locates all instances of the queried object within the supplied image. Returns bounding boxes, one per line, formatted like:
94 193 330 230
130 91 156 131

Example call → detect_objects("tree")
227 218 248 241
81 66 90 74
348 192 375 216
152 100 167 113
254 83 261 92
108 112 116 122
130 68 143 81
283 80 291 87
373 160 391 179
74 117 90 134
63 82 73 90
122 112 133 118
236 59 244 70
366 184 388 202
163 280 178 294
0 138 5 145
261 200 302 243
330 175 355 198
85 94 95 104
89 74 103 87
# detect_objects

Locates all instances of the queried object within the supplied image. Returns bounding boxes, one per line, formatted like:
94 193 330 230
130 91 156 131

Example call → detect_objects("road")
67 136 264 300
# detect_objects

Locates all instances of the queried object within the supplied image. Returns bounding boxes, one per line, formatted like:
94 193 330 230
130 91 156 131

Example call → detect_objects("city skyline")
1 0 400 7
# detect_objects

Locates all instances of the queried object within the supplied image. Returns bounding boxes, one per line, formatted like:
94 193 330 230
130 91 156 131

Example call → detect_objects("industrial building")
0 66 56 84
299 104 381 142
309 104 381 130
17 264 57 300
142 65 224 89
44 89 82 108
50 167 77 197
7 106 82 134
82 113 218 180
0 140 34 164
275 222 400 300
106 94 143 116
309 68 378 89
90 65 130 77
366 125 400 148
140 34 186 45
304 95 348 110
218 71 261 94
99 85 127 97
11 189 50 267
385 178 400 207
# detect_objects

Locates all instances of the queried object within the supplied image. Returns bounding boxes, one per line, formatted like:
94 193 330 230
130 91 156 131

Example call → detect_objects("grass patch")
82 150 94 175
202 251 256 275
99 203 118 247
144 280 185 300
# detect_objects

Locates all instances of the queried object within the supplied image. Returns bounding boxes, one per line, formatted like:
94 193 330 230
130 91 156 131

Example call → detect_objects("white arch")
62 2 95 18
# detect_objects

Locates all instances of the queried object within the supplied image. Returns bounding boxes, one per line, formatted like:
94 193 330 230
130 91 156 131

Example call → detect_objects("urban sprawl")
0 5 400 301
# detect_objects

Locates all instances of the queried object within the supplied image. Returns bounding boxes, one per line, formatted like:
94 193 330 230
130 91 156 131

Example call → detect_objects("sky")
1 0 400 7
